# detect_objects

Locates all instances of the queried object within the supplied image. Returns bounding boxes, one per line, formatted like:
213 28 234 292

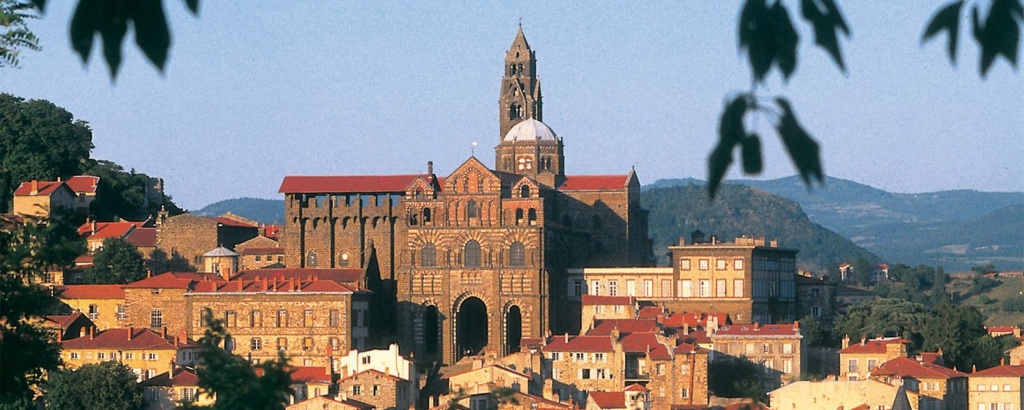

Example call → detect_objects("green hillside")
641 183 879 273
193 198 285 224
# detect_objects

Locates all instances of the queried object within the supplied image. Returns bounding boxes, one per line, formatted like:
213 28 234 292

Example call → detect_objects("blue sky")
3 2 1021 209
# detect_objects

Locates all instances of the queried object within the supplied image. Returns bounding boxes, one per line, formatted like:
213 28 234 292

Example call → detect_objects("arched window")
464 240 481 268
510 104 521 120
409 214 418 226
515 209 524 225
423 208 432 223
466 200 478 219
509 242 526 267
421 243 437 268
477 179 484 193
338 251 350 267
520 185 530 198
306 250 317 267
528 209 538 225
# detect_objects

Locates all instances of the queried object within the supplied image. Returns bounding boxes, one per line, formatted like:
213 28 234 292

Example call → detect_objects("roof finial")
518 16 522 28
471 141 478 157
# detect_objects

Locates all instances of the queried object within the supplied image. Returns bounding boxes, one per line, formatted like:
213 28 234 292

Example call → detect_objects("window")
421 243 437 267
250 338 262 350
338 251 350 266
352 385 361 395
581 369 592 379
224 337 235 352
69 351 80 359
627 280 636 296
276 310 288 327
528 209 537 225
597 368 607 379
509 242 525 266
304 309 313 327
644 280 653 297
717 258 727 270
255 255 262 261
226 310 237 327
124 352 133 360
116 304 126 320
680 280 692 297
571 280 582 297
699 259 709 270
698 280 710 297
423 208 432 223
783 343 793 354
277 337 287 351
608 281 618 296
86 304 99 320
329 309 340 327
306 250 317 267
848 359 858 372
657 363 666 375
549 352 560 360
734 258 745 270
466 200 478 219
717 279 727 297
1005 384 1013 391
681 388 689 398
303 337 313 351
590 280 600 296
784 359 793 374
734 279 744 297
662 279 672 297
520 185 530 198
329 338 339 350
515 208 524 225
182 388 196 401
680 258 691 270
150 309 162 329
251 310 262 327
575 352 585 362
97 352 106 360
464 240 481 267
594 353 605 362
362 356 371 364
148 353 158 361
680 363 690 374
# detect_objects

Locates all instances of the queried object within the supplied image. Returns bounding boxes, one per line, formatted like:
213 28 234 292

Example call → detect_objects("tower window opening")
464 240 481 268
467 200 478 219
515 209 524 225
528 209 538 225
520 185 530 198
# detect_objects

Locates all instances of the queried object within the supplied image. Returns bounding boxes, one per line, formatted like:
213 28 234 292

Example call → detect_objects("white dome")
504 119 557 142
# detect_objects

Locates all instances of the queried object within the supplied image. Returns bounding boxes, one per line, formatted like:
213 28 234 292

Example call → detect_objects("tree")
0 94 94 213
84 237 146 284
0 0 39 67
80 159 184 221
182 308 293 410
0 214 84 407
834 298 930 353
146 248 192 274
707 356 767 403
708 0 1022 196
44 361 145 410
921 302 995 371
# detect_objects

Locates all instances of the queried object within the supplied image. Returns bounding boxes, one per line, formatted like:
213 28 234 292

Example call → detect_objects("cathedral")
278 27 653 364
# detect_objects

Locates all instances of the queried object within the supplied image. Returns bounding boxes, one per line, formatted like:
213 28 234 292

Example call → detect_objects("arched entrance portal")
456 297 487 359
424 305 439 355
505 305 522 355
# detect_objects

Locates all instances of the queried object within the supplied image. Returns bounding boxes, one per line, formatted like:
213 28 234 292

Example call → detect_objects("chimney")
427 161 434 175
128 327 134 341
861 337 866 346
678 237 685 246
88 326 94 339
842 335 850 349
57 328 63 342
30 179 39 195
90 219 97 234
80 327 86 338
162 326 167 339
146 269 152 278
564 333 569 343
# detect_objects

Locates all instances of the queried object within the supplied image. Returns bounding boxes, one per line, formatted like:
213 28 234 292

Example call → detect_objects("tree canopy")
44 361 145 410
0 0 39 67
84 237 146 284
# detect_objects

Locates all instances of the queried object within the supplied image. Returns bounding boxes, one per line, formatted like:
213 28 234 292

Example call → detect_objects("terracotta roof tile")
636 306 662 318
542 335 614 353
291 366 332 383
45 312 87 329
672 341 707 354
140 368 200 387
588 391 625 409
279 175 429 194
123 272 213 289
619 332 663 354
208 216 257 228
839 338 909 354
78 221 142 239
125 227 157 247
263 225 282 239
662 312 730 328
971 364 1024 377
65 176 99 194
13 180 67 196
232 268 361 285
62 328 198 350
873 356 966 379
57 284 125 299
557 175 628 191
588 319 658 336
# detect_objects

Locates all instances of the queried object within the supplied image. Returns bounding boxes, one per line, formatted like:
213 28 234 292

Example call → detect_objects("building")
184 277 370 368
838 337 910 381
12 179 76 217
140 368 215 409
871 356 968 410
968 363 1024 410
155 211 259 269
60 327 200 381
586 386 651 410
235 234 286 270
56 284 127 330
122 271 216 337
336 369 414 410
278 28 653 365
334 343 417 384
667 234 797 324
708 322 803 391
793 272 836 322
769 378 920 410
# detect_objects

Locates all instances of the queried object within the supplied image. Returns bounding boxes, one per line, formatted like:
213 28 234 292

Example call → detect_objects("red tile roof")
65 176 99 194
13 180 68 196
673 341 707 355
581 295 633 306
971 364 1024 377
637 306 662 318
188 278 358 294
542 335 614 353
78 221 142 239
208 216 257 228
557 175 628 191
57 284 126 299
125 227 157 247
714 323 800 337
290 366 332 383
619 332 669 357
263 225 282 239
123 272 214 289
873 356 966 379
231 268 361 285
624 383 649 392
588 319 659 336
61 327 198 350
279 175 429 194
839 338 909 354
139 368 200 387
238 247 285 255
662 312 730 328
588 391 625 409
45 312 87 329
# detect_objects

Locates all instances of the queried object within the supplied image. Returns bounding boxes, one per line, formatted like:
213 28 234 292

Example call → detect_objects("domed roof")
204 246 238 257
503 119 557 142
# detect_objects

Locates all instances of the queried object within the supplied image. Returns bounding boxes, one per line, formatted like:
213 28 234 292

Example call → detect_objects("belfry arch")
455 297 488 360
505 305 522 356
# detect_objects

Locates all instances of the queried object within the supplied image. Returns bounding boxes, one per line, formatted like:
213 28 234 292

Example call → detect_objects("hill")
193 198 285 224
641 183 879 273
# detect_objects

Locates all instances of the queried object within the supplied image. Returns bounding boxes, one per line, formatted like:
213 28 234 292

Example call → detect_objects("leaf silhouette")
708 95 749 198
739 0 773 82
130 0 171 71
775 98 823 186
741 133 763 174
922 1 964 64
184 0 199 14
773 1 799 79
801 0 851 71
973 0 1023 76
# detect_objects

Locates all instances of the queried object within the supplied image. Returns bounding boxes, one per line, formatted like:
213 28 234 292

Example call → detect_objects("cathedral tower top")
499 26 543 140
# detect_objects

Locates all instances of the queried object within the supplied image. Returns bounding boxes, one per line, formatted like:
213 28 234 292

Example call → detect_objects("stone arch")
452 291 493 360
503 301 525 356
419 301 443 356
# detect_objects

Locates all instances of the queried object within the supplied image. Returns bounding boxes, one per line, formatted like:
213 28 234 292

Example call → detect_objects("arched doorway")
424 305 439 356
505 306 522 355
456 297 487 359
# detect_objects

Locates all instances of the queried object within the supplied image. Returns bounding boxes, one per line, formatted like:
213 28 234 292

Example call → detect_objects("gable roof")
123 272 213 289
542 335 613 353
290 366 332 383
839 338 910 354
57 284 126 299
208 216 257 228
65 176 99 194
125 227 157 247
279 175 427 194
14 180 72 197
970 364 1024 377
873 356 966 379
231 268 361 285
588 319 658 336
139 368 200 387
557 175 629 191
588 391 625 409
78 221 142 240
61 327 198 350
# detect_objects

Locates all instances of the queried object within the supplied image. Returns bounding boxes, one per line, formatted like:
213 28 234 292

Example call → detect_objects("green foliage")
0 215 84 405
0 94 94 214
146 248 193 274
923 0 1023 76
707 356 767 403
798 314 834 348
642 183 879 272
84 237 146 284
835 298 930 351
183 308 293 410
0 0 40 67
80 159 183 220
44 361 145 410
1001 295 1024 312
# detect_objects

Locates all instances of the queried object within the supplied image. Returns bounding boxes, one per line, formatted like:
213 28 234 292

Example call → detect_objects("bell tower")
498 25 542 140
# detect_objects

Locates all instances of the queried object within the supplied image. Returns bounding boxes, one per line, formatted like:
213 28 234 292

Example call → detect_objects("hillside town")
3 28 1022 410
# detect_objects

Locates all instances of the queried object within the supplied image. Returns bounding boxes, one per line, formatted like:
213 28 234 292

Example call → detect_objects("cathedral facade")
278 28 652 364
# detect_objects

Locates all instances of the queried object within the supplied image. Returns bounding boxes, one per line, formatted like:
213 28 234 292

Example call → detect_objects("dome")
503 118 557 142
204 246 238 257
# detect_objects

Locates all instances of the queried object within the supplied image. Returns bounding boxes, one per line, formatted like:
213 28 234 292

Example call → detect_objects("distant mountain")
192 198 285 224
641 183 880 273
648 176 1024 271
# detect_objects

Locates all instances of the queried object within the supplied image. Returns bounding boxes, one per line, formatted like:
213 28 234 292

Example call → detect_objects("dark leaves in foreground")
800 0 851 72
739 0 800 82
775 97 823 185
924 0 1022 76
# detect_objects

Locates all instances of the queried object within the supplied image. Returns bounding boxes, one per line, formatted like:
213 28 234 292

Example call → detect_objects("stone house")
155 212 259 269
122 271 216 337
64 175 100 214
709 322 803 391
337 369 414 410
140 368 214 409
839 336 910 381
288 367 334 405
586 386 651 410
235 234 286 270
13 179 76 217
334 343 417 389
287 396 372 410
968 363 1024 410
78 220 146 253
769 378 921 410
40 312 95 341
60 326 200 381
871 356 968 410
794 272 836 322
56 284 127 330
579 295 636 333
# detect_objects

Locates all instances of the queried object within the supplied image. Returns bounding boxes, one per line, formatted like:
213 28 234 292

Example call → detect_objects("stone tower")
495 27 564 187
